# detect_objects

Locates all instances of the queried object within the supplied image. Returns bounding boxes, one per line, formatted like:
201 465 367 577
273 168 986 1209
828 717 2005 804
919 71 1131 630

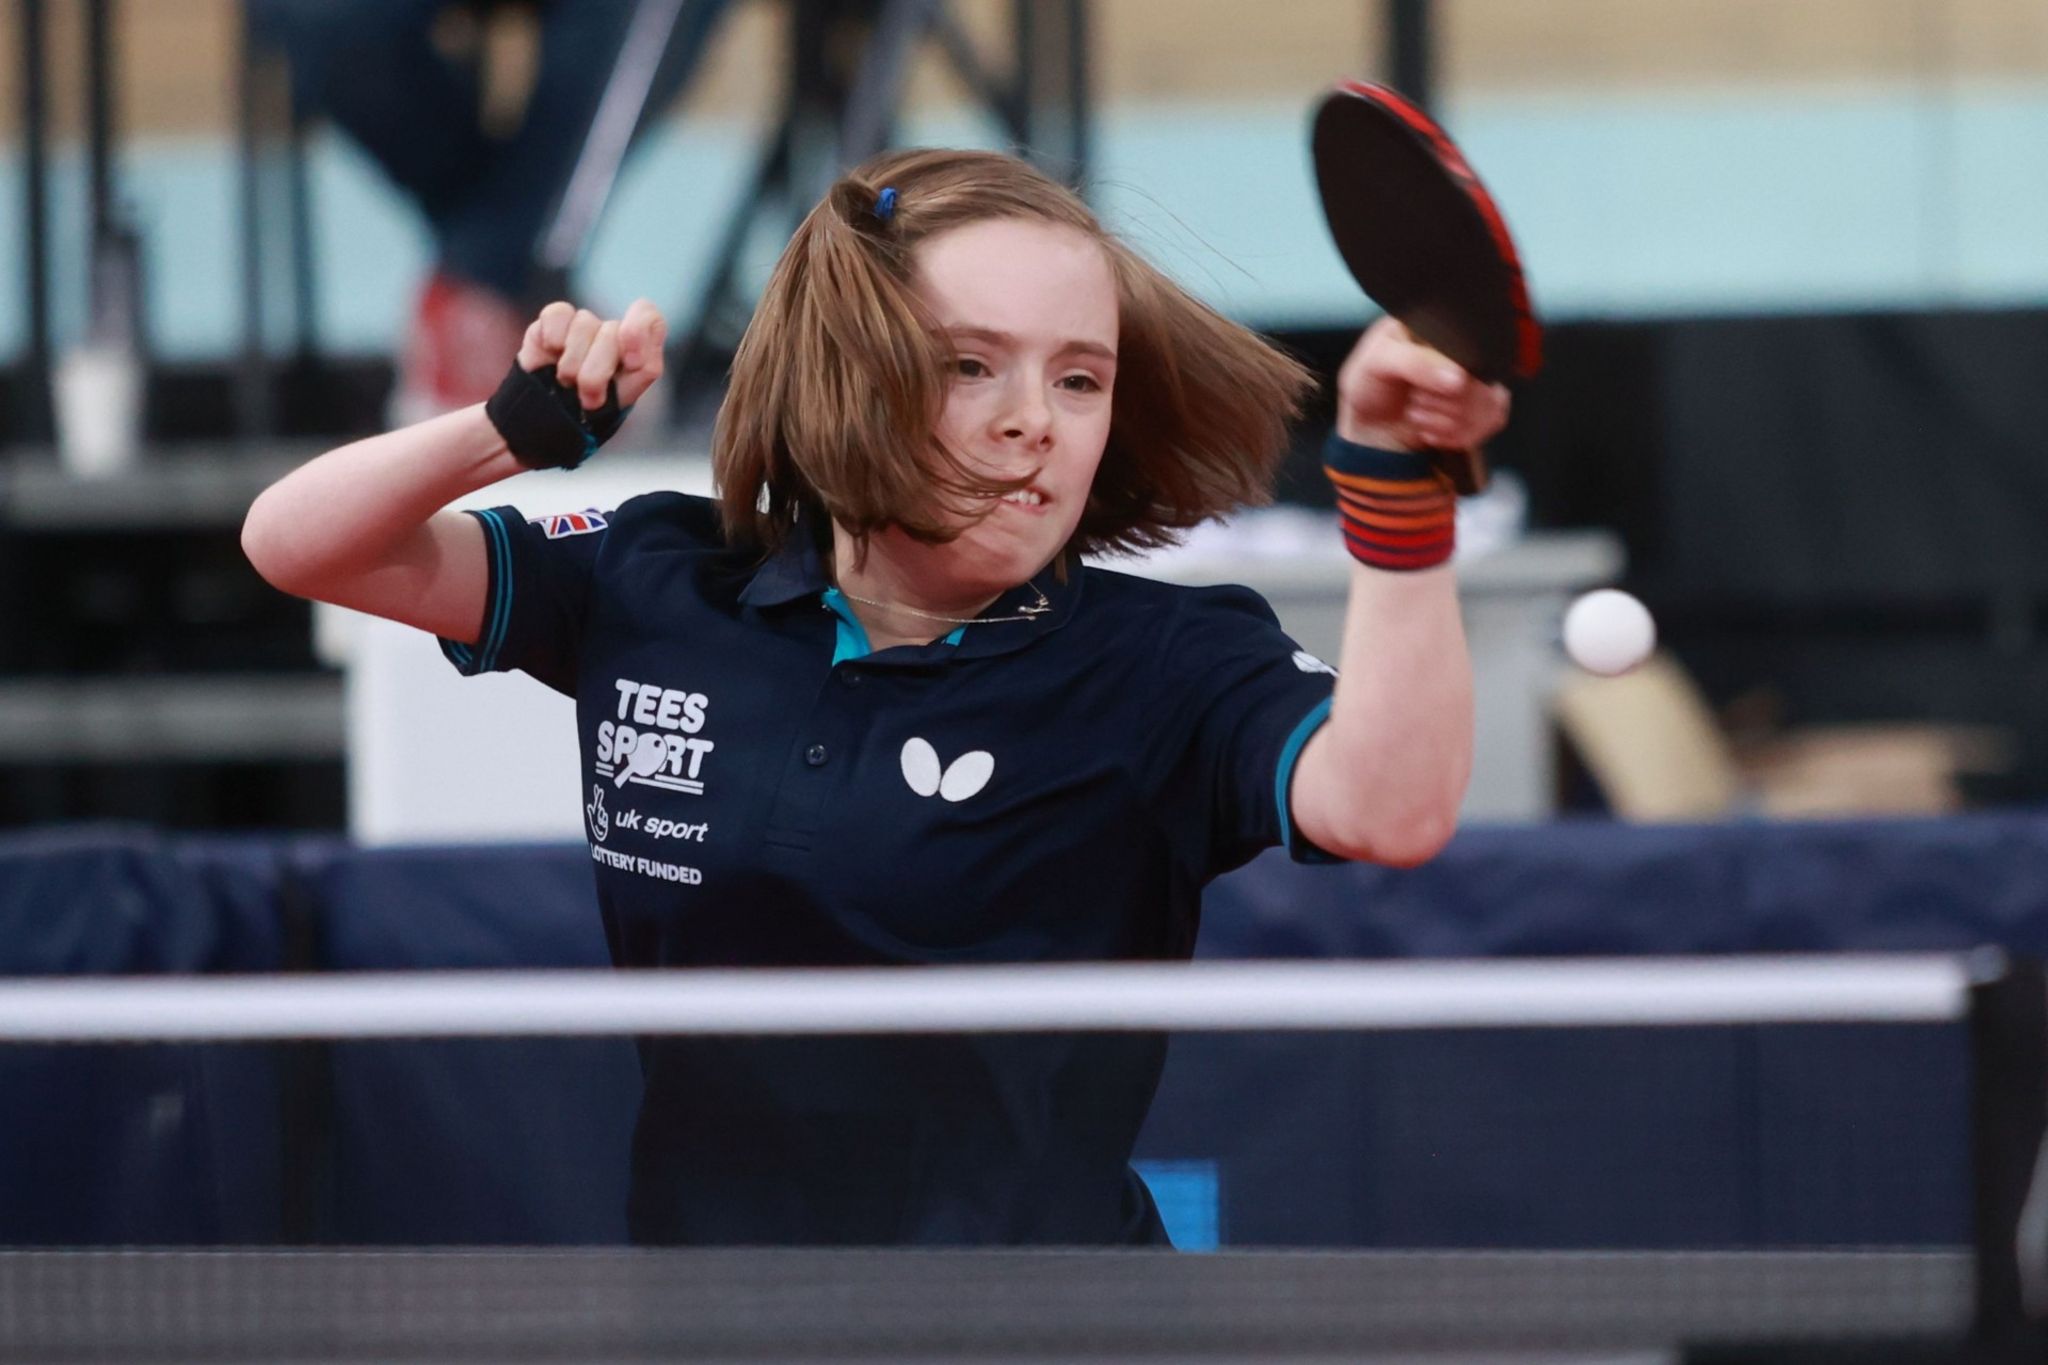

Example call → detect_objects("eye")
955 357 991 379
1057 373 1104 394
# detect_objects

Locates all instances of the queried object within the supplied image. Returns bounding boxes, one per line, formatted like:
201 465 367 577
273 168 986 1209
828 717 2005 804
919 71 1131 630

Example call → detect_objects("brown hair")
712 148 1316 559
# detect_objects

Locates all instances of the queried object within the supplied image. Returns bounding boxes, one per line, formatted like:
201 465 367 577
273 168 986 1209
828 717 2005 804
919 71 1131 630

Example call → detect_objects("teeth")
1001 490 1043 506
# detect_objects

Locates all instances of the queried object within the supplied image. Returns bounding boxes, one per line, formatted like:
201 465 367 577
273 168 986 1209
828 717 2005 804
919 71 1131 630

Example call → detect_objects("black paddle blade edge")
1311 80 1543 384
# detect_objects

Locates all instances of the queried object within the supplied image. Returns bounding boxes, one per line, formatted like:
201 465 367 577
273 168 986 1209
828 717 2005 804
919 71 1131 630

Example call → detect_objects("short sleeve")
438 505 610 697
1151 584 1342 877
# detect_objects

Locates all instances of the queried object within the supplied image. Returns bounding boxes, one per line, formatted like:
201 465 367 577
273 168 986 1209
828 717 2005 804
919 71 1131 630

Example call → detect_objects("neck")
831 527 1004 648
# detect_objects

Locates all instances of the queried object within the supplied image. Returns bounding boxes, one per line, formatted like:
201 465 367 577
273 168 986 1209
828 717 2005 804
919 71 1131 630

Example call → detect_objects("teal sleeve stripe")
439 637 480 673
490 511 514 670
474 508 514 673
437 509 503 674
1274 695 1334 853
471 510 500 671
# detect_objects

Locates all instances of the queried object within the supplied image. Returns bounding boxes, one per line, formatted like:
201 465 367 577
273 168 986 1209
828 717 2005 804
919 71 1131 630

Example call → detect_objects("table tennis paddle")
1311 79 1542 494
616 731 669 788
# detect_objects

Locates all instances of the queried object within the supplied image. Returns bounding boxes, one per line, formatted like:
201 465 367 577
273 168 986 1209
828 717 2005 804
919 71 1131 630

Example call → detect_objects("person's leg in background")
428 0 731 402
247 0 529 420
247 0 493 234
249 0 731 421
395 0 733 421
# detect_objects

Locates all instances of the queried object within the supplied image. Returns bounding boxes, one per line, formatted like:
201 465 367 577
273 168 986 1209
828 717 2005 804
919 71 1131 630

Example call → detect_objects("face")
859 217 1118 605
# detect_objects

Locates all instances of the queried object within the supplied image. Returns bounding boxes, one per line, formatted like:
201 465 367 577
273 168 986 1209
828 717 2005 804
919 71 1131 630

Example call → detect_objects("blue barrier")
0 828 296 1243
304 844 639 1244
3 814 2044 1246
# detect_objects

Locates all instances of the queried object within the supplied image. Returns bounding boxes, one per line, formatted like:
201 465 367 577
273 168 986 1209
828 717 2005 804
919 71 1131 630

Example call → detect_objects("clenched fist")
518 298 668 412
487 299 668 470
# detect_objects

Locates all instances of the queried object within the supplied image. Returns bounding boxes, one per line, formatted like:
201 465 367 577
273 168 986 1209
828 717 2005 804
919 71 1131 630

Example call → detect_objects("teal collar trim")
821 588 874 664
753 530 1080 663
820 588 967 662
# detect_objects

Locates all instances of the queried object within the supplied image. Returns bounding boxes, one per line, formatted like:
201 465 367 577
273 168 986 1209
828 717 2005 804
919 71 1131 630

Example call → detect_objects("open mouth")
998 487 1048 511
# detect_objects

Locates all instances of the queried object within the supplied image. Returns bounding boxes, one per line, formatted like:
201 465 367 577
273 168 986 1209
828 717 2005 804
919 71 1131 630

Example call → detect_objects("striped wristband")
1322 431 1457 571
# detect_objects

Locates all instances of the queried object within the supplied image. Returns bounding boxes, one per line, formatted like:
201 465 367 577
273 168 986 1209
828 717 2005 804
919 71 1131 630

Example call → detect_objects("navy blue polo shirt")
442 491 1340 1245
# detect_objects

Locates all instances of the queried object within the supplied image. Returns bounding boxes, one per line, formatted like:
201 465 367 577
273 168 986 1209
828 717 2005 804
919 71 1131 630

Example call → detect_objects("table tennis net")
0 955 2040 1363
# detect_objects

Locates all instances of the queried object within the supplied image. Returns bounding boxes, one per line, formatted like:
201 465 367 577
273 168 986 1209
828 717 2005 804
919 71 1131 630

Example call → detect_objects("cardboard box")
1552 654 2011 821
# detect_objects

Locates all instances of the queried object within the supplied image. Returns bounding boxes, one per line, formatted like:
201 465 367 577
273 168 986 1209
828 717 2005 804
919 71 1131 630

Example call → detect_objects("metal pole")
1970 954 2048 1347
17 0 53 443
1013 0 1033 150
1066 0 1089 187
236 3 276 436
838 0 940 166
535 0 690 288
1016 0 1089 188
286 109 319 361
83 0 143 359
86 0 114 236
1386 0 1434 109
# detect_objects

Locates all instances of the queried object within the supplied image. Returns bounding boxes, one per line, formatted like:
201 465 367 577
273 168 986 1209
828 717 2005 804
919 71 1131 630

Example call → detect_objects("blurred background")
2 0 2045 835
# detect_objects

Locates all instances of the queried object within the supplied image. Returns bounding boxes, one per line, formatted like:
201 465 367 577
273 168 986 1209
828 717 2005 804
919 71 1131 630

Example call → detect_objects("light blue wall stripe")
5 87 2044 361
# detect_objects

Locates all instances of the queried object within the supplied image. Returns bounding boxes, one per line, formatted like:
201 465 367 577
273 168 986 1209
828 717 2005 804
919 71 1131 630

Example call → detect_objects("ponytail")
715 172 1021 553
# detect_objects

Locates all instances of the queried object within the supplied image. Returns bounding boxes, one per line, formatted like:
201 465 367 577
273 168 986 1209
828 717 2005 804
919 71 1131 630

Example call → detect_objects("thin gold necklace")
837 583 1053 626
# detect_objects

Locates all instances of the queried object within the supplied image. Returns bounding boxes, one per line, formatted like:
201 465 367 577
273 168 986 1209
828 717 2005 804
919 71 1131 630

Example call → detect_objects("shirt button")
805 744 829 767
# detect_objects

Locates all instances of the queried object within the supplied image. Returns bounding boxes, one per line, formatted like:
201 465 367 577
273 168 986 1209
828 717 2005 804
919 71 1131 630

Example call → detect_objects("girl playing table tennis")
243 148 1509 1245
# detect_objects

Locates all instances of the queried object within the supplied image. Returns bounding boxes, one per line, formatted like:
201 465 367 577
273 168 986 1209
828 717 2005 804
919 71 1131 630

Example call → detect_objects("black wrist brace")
484 362 630 470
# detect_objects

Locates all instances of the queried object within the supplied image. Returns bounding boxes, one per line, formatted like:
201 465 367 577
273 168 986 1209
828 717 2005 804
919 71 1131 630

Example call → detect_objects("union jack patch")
535 509 610 539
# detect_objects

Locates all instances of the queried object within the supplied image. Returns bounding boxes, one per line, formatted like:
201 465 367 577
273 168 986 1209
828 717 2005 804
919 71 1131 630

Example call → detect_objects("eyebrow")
945 326 1117 364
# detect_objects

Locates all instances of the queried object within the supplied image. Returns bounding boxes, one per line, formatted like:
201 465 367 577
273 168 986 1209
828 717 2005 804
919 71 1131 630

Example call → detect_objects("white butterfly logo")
899 737 995 802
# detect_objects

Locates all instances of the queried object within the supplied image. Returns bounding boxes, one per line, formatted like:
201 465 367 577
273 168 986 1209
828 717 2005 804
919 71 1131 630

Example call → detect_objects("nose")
995 374 1053 448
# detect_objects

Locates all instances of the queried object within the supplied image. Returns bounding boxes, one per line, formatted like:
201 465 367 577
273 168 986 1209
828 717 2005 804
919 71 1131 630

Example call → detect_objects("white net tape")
0 953 1978 1042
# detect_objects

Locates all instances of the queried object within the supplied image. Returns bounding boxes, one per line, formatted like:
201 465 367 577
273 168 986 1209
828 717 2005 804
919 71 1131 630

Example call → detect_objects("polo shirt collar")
738 531 1083 660
946 563 1082 659
736 528 830 609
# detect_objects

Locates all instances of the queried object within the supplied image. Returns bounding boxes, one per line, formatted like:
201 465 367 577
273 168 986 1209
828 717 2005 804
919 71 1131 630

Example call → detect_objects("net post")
275 849 335 1242
1969 949 2048 1354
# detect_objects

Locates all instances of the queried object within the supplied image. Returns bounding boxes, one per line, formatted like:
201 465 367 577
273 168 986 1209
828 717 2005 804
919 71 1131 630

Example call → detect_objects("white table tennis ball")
1562 588 1656 676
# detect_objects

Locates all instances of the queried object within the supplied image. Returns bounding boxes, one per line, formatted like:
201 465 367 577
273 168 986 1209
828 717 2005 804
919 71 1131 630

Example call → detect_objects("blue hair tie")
874 186 898 222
